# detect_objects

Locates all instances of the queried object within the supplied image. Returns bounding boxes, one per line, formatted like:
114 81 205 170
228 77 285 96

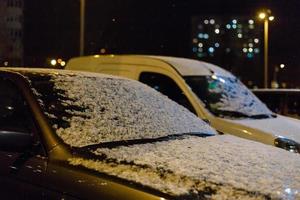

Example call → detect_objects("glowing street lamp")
258 10 275 88
259 13 266 19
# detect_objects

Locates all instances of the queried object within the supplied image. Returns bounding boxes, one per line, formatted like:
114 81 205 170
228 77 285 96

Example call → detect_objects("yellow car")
66 55 300 152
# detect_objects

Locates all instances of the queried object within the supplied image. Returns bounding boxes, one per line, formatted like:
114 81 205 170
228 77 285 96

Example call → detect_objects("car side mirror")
0 130 33 152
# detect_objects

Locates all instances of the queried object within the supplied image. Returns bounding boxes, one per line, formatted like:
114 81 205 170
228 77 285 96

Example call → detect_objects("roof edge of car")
67 54 237 77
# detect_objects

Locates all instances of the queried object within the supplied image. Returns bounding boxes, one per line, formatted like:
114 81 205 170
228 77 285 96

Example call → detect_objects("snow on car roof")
70 135 300 199
1 67 133 81
144 55 235 77
5 68 216 147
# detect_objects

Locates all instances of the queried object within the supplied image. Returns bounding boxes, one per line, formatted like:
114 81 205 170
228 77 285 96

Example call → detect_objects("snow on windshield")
206 76 272 117
184 75 272 118
69 135 300 199
27 70 215 147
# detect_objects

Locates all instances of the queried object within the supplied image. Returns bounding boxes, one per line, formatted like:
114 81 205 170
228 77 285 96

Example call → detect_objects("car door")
0 77 47 199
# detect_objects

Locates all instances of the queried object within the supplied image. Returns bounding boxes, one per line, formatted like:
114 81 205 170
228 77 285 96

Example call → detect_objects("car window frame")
0 73 47 156
139 71 197 115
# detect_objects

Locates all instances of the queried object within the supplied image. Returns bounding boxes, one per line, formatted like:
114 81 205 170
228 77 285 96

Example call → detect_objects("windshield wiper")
213 109 277 119
212 109 250 118
248 113 277 119
77 132 215 151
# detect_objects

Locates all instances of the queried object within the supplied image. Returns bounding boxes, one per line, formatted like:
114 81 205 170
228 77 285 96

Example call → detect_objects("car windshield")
21 70 216 148
184 75 274 119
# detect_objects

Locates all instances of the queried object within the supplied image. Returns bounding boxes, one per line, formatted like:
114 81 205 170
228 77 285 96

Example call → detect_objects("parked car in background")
0 68 300 199
252 88 300 119
66 55 300 152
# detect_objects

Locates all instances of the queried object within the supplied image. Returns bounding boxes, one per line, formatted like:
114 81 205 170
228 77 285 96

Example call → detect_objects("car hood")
228 115 300 144
69 135 300 199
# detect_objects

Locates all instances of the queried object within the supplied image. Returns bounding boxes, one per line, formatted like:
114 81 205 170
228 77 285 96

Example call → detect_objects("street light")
80 0 85 56
258 10 274 88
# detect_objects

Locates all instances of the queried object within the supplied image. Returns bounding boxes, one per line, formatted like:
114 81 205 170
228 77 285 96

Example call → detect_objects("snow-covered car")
66 55 300 152
0 68 299 199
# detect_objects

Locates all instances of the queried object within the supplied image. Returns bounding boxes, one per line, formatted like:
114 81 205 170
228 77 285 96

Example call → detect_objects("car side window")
139 72 197 114
286 94 300 118
255 93 282 114
0 78 46 155
0 78 33 133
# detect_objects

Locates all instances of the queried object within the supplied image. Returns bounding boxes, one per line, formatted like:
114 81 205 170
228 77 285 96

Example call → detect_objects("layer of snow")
231 115 300 143
16 68 216 147
146 55 235 77
70 135 300 199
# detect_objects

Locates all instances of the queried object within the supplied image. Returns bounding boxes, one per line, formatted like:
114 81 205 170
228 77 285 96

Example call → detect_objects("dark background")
23 0 300 86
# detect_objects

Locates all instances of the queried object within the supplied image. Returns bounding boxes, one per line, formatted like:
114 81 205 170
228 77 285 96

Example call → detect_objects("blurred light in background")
50 59 57 66
259 12 266 19
50 58 66 67
269 16 275 21
100 48 106 54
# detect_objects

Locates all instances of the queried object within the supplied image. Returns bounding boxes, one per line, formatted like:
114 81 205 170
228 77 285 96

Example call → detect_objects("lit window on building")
191 16 262 62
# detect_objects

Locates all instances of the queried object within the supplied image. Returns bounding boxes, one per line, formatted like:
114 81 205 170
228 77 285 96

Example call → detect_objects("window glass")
139 72 196 114
0 78 32 133
184 75 274 119
286 94 300 118
254 92 282 114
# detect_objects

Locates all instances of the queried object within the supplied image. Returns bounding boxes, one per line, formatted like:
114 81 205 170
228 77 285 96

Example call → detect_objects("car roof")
143 55 235 77
67 54 236 78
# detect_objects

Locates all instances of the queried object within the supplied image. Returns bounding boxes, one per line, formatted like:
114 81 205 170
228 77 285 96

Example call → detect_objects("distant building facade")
191 16 263 87
0 0 24 66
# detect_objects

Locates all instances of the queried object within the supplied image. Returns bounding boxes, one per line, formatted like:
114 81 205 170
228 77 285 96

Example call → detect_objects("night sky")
23 0 300 85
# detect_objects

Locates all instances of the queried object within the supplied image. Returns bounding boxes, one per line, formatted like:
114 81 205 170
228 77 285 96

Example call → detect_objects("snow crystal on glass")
26 70 215 147
207 76 272 117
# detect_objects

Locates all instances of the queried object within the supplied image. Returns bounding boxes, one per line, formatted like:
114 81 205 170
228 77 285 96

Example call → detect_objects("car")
252 88 300 119
0 68 299 199
66 54 300 152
